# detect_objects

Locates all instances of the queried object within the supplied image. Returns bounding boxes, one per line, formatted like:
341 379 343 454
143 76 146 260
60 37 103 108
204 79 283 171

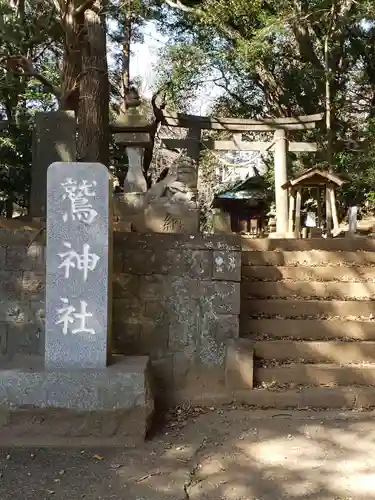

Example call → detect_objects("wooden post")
328 187 339 232
326 186 332 237
316 187 322 229
186 126 201 190
274 129 289 234
295 187 302 238
288 189 295 233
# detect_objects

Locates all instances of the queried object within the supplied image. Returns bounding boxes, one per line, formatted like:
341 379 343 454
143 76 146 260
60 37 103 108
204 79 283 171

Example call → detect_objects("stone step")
243 299 375 318
256 364 375 386
242 281 375 299
241 319 375 340
253 340 375 363
241 237 375 252
242 265 375 282
242 250 375 267
231 386 375 409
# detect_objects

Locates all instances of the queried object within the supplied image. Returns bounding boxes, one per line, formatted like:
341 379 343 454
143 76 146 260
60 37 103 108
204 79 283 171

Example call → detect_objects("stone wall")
0 229 241 406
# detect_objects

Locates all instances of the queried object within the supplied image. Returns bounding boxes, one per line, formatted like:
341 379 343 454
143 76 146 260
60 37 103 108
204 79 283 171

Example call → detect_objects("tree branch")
163 0 196 13
0 56 61 98
73 0 98 16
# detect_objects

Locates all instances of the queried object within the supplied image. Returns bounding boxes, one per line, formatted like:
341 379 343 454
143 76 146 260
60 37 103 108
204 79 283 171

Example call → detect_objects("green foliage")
158 0 375 214
0 0 61 215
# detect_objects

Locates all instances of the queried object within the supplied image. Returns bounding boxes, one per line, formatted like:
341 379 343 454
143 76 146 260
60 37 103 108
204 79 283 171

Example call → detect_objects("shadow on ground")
1 408 375 500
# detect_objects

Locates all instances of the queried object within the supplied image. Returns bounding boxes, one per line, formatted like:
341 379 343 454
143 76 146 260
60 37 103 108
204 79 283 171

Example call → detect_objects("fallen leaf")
93 454 104 460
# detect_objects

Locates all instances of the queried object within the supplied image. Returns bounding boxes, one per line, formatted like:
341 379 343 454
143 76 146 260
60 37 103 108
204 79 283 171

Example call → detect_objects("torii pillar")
274 129 289 234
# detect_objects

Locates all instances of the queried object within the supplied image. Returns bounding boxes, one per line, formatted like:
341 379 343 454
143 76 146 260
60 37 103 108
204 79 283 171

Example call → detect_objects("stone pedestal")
124 147 147 193
45 162 112 369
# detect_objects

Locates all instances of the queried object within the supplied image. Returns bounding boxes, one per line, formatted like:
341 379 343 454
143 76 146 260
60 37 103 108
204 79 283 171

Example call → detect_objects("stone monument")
30 111 76 219
45 162 112 369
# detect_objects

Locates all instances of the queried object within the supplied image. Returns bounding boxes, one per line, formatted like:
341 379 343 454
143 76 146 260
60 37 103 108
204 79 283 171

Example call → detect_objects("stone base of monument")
0 355 153 444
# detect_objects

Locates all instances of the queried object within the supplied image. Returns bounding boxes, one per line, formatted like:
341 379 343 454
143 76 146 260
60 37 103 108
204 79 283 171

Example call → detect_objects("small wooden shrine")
213 175 269 234
282 168 346 238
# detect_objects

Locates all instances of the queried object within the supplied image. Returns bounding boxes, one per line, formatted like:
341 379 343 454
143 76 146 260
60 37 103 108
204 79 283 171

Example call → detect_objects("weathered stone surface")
213 250 241 281
7 323 42 356
171 351 191 391
200 281 241 314
199 313 239 366
0 324 7 355
30 111 76 218
168 249 212 279
45 162 112 369
0 355 151 407
139 274 169 299
225 338 254 390
168 298 199 352
113 318 142 355
113 274 139 299
114 232 241 251
6 244 44 271
0 301 30 324
150 355 173 401
0 271 22 301
22 271 45 300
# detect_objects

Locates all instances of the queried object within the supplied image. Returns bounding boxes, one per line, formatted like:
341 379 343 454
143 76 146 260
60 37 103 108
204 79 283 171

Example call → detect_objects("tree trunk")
60 0 84 111
121 16 131 111
76 0 110 165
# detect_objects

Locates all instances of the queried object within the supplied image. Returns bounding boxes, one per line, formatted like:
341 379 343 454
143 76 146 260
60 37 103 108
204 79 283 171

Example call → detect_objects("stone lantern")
112 88 152 213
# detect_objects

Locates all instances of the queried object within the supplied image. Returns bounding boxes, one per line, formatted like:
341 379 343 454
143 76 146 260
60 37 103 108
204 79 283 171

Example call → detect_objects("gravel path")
1 409 375 499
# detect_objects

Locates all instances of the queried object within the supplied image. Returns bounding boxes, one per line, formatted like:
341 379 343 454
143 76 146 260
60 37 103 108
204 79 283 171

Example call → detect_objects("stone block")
6 244 44 271
29 300 45 328
168 293 200 352
7 323 42 356
199 313 239 367
0 246 6 267
144 204 200 234
113 318 142 355
212 211 232 233
122 249 160 274
0 301 31 324
22 271 45 300
30 111 76 218
150 356 173 402
171 351 192 391
213 251 241 282
166 249 212 279
225 338 254 390
0 271 22 301
139 274 169 299
115 232 241 252
45 162 112 370
0 355 153 440
0 324 7 355
113 274 140 299
113 251 124 273
141 313 169 359
200 281 241 315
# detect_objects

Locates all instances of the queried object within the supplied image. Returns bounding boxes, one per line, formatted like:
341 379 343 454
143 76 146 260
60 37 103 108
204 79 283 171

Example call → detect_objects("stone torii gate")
161 112 323 235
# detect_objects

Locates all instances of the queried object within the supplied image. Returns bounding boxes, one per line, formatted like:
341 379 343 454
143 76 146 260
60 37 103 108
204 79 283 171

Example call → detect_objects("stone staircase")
239 237 375 409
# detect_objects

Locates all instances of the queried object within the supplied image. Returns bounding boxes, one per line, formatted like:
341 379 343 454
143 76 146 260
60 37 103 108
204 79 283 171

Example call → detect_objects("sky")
126 21 222 114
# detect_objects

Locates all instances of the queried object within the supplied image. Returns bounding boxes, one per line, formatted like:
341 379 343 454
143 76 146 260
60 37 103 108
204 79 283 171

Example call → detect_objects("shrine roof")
215 175 269 200
282 168 347 188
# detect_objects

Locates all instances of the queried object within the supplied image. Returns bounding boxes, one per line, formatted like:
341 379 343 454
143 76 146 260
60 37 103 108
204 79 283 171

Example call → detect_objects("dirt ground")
1 408 375 499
